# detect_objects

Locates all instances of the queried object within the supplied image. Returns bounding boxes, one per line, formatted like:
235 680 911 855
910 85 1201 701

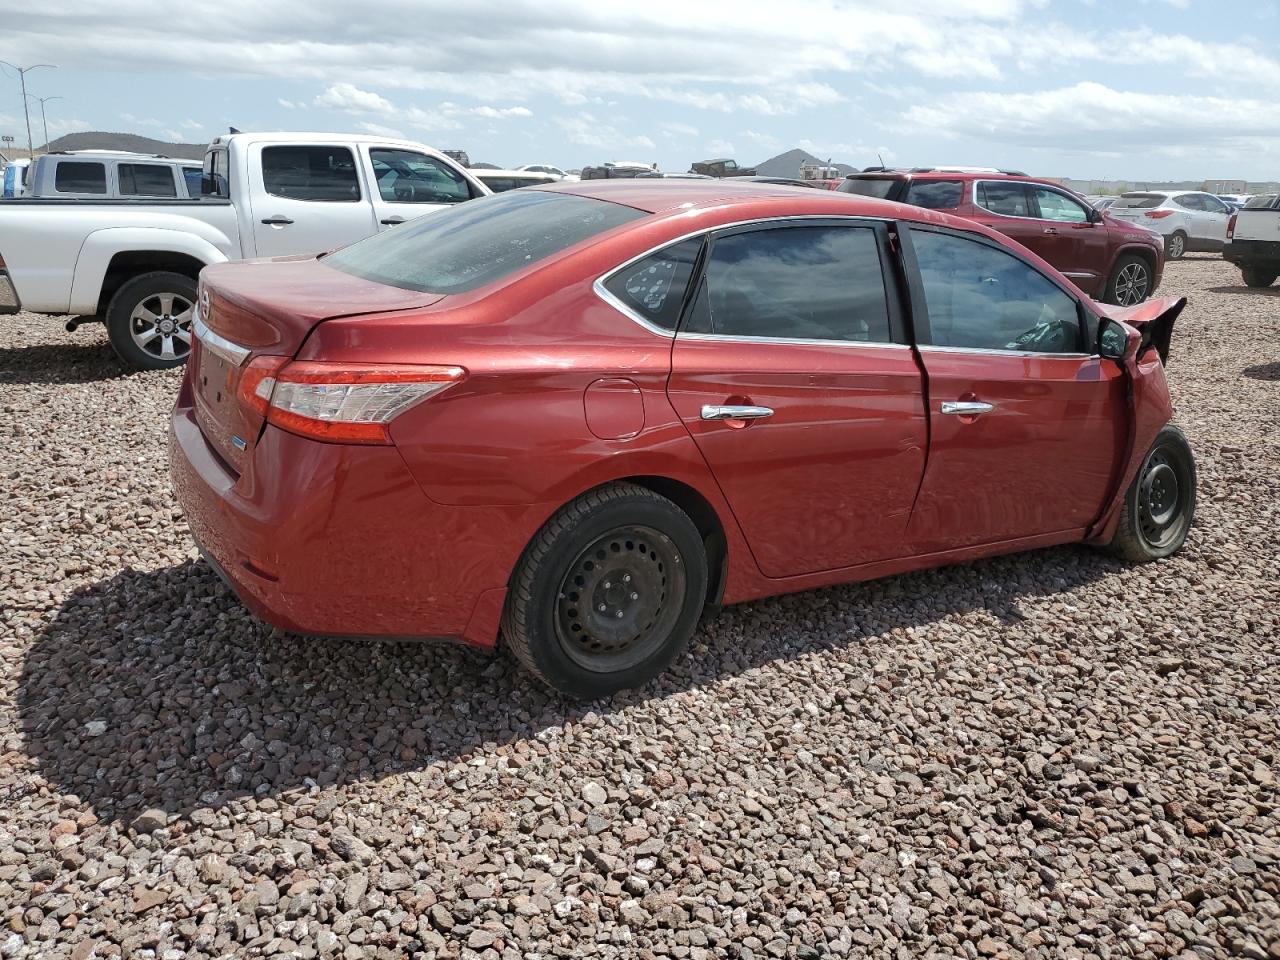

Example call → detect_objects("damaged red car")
170 181 1196 699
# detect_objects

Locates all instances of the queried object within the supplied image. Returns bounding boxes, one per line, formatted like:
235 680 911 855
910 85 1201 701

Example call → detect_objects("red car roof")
537 178 857 214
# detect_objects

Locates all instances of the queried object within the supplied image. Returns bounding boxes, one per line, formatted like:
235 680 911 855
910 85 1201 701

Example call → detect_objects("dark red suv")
839 169 1165 305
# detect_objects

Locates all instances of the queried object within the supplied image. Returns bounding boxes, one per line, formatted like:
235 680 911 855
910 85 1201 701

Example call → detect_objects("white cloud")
555 114 655 152
315 83 394 115
357 121 407 139
471 105 533 119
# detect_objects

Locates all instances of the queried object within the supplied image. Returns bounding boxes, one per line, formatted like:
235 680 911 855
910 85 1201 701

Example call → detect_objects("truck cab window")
55 162 107 195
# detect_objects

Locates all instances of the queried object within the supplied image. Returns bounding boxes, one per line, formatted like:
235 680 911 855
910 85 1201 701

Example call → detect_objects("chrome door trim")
678 331 910 349
918 344 1095 360
193 311 251 366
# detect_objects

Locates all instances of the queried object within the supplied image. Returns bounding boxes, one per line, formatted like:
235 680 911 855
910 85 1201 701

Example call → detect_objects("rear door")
1028 185 1111 296
902 225 1126 552
247 142 378 258
360 146 480 230
665 218 928 577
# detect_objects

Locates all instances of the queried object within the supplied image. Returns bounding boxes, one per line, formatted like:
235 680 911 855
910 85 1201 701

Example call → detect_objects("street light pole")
0 62 56 157
27 94 64 151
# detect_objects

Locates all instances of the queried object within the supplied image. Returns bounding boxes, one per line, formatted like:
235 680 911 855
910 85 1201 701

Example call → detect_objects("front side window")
1033 188 1089 223
262 145 360 202
905 179 963 210
118 163 178 197
1198 194 1229 213
370 149 472 204
911 229 1083 353
603 238 701 331
683 225 892 343
975 181 1033 218
325 190 644 295
54 161 106 194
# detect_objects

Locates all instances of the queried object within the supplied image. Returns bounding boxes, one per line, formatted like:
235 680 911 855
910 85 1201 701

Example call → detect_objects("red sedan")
170 181 1196 699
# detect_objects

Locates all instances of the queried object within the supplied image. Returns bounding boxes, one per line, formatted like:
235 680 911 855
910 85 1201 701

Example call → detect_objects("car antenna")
228 126 241 134
877 152 885 167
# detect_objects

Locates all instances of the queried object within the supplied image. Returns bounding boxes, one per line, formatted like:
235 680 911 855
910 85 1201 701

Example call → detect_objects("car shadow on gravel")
1242 362 1280 381
18 550 1122 823
1206 285 1280 298
0 339 130 385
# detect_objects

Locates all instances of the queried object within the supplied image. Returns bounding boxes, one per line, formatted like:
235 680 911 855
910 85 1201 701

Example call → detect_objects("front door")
903 226 1126 552
665 220 928 578
1028 185 1112 297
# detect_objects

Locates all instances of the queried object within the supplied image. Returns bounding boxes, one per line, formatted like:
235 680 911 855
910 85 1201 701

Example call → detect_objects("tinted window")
1244 194 1279 210
603 238 701 331
836 177 899 200
976 181 1033 217
1033 187 1089 223
118 163 178 197
1112 194 1165 209
262 145 360 202
911 230 1082 353
478 175 557 192
1199 194 1229 213
905 179 963 209
1173 194 1202 211
685 226 891 343
370 149 471 204
182 167 203 197
203 150 229 198
54 161 106 194
325 190 643 295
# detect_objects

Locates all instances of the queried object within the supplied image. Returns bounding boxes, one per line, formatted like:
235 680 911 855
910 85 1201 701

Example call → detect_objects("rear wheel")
501 483 707 699
1165 231 1187 260
1241 265 1278 288
105 271 198 371
1106 425 1196 562
1105 254 1152 306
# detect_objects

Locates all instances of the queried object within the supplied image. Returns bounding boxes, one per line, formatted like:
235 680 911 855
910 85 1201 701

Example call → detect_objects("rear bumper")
1224 239 1280 265
0 270 20 314
169 384 537 647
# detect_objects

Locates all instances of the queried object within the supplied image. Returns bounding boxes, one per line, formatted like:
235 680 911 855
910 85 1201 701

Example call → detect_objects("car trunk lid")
190 256 444 472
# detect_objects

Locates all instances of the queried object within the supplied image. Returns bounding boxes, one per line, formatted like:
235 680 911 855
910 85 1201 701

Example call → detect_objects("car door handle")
940 401 994 416
261 216 294 226
1043 226 1059 235
701 404 774 421
380 216 407 225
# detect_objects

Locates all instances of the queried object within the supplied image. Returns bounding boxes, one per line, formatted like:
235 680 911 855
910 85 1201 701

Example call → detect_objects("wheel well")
95 252 206 317
622 475 728 607
1117 245 1156 278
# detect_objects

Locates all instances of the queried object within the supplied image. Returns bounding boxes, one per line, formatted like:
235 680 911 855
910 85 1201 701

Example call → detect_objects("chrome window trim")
593 214 891 341
193 311 251 366
971 179 1089 224
678 332 908 350
919 344 1096 360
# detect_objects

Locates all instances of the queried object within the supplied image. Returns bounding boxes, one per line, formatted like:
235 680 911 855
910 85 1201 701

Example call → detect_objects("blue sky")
1 0 1277 179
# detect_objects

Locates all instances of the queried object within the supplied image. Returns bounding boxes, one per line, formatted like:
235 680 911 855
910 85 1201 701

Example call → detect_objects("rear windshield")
836 177 899 199
1243 194 1279 210
324 190 645 295
1112 194 1165 209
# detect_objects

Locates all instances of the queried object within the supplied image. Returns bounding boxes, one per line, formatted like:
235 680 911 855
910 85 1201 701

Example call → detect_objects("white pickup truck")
1224 193 1280 288
0 132 489 369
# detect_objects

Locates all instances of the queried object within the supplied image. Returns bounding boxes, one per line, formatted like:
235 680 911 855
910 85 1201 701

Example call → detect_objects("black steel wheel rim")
554 524 687 673
1115 262 1149 306
1137 444 1192 550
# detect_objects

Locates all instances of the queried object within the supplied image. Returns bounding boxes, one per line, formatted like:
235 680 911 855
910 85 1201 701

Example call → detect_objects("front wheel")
105 271 198 371
1241 265 1278 288
501 483 708 699
1105 254 1152 306
1106 425 1196 562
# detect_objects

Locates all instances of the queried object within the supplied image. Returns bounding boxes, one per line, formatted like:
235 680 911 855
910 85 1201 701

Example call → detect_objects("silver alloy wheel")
1167 233 1186 259
1115 261 1150 306
130 292 194 362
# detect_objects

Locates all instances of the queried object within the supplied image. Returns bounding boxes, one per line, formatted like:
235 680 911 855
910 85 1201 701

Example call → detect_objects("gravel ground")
1 256 1277 960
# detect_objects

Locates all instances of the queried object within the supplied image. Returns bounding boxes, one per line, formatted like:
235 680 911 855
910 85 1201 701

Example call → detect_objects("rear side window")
603 238 702 331
1112 194 1165 209
1244 194 1279 210
905 180 963 209
683 225 891 343
54 161 106 195
370 149 471 204
325 190 644 294
118 163 178 197
1173 194 1202 211
263 145 361 202
836 177 899 200
911 230 1082 353
975 181 1033 217
182 168 203 197
203 150 230 198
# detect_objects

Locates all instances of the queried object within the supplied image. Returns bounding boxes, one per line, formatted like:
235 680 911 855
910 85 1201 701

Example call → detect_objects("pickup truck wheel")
106 271 198 371
1105 255 1151 306
1106 424 1196 563
1241 266 1278 288
1165 231 1187 260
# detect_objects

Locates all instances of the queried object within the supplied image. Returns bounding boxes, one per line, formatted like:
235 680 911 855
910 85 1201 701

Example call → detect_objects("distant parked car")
839 170 1165 305
473 169 562 192
172 181 1195 699
689 158 756 177
1107 191 1232 260
2 158 30 198
1224 193 1280 288
1087 196 1120 211
580 162 658 181
22 151 203 200
517 164 577 180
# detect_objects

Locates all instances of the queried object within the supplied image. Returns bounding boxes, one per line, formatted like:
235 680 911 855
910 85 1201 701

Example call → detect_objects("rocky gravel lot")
1 256 1277 959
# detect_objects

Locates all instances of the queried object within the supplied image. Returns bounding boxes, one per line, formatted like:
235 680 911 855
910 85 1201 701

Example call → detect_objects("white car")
23 150 204 200
1107 190 1232 260
516 164 577 181
472 169 562 192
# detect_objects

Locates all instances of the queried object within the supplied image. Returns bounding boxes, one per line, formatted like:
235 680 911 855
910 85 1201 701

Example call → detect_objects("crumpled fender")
1085 297 1187 544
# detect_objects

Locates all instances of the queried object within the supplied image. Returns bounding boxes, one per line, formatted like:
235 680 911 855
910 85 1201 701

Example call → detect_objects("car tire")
1106 424 1196 563
1165 231 1187 260
1104 254 1152 306
105 271 198 371
1241 266 1278 288
501 483 708 699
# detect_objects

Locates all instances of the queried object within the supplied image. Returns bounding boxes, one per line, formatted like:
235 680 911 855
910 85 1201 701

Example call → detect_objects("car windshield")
1112 194 1166 209
324 190 645 294
836 177 899 199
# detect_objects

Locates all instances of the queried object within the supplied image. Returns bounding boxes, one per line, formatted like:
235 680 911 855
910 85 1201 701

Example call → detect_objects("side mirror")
1087 206 1104 224
1097 316 1139 363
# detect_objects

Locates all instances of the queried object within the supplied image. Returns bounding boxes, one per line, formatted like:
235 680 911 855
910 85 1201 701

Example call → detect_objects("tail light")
1144 210 1174 219
251 361 465 444
1227 213 1237 239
